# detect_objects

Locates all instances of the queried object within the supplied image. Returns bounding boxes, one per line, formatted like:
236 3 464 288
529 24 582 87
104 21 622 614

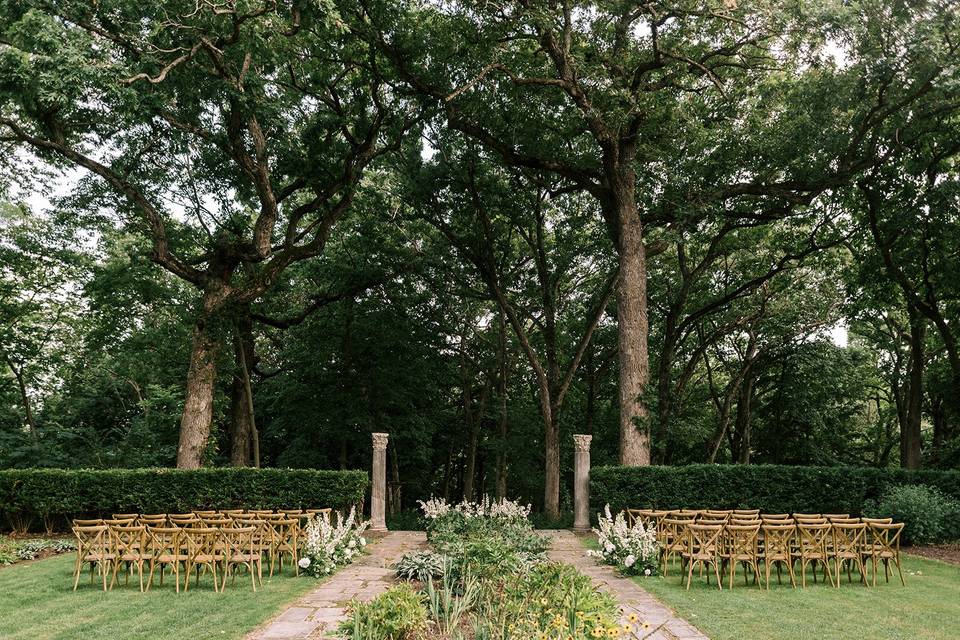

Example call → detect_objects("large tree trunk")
495 311 509 499
542 401 560 519
229 377 252 466
612 179 651 466
4 354 37 443
902 308 924 469
176 316 219 468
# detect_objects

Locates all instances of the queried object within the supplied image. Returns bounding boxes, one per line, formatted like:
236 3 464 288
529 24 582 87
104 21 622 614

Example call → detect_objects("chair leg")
73 557 83 591
685 559 695 590
713 561 722 591
895 556 905 586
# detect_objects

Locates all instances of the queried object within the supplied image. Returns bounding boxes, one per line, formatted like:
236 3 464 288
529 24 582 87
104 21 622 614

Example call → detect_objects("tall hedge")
0 468 368 531
591 464 960 516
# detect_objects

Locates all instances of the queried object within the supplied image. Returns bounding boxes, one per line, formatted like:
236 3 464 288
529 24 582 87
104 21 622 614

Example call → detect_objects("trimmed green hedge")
0 468 368 532
591 464 960 516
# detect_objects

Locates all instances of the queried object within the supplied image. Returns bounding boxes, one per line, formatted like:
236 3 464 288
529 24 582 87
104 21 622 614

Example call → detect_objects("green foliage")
393 551 445 582
0 468 368 532
591 464 960 517
340 583 428 640
865 485 960 545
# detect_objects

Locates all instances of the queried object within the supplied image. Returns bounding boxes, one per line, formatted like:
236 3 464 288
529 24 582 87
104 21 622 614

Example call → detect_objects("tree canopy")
1 0 958 514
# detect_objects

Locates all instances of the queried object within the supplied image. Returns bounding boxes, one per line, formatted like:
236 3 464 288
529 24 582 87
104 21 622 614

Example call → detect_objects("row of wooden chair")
71 510 331 592
624 510 905 590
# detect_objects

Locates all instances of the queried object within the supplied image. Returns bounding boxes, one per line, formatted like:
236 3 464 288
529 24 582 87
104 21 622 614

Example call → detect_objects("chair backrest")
867 522 904 555
249 509 275 515
823 513 850 520
704 509 733 517
148 527 182 557
677 509 702 517
658 518 690 545
111 513 138 521
687 524 724 556
222 526 257 557
111 524 146 556
181 527 220 557
624 508 647 527
139 516 167 527
724 523 761 557
794 516 828 525
699 514 729 525
861 517 893 525
832 522 866 555
192 510 218 518
730 516 761 525
200 517 233 528
73 525 111 557
733 509 760 516
793 513 821 519
760 514 791 521
73 518 103 527
168 513 198 525
828 517 860 525
796 522 832 554
219 509 245 517
761 524 796 559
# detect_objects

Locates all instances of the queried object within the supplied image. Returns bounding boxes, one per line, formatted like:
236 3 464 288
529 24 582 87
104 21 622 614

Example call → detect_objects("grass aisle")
638 555 960 640
0 554 320 640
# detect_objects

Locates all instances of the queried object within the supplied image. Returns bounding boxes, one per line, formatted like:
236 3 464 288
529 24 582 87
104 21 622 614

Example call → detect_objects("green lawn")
0 553 321 640
581 535 960 640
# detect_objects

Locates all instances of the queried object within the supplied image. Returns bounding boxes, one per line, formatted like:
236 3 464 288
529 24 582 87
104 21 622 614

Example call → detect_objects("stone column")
573 434 592 533
370 432 389 531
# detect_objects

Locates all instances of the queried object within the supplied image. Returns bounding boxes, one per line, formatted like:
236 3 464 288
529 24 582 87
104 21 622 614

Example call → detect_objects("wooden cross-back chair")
761 524 797 589
720 524 761 589
865 522 905 587
182 527 224 592
221 526 262 591
682 524 724 590
658 518 692 577
794 522 834 587
269 519 300 577
831 522 868 587
72 525 113 591
146 527 188 592
110 524 148 591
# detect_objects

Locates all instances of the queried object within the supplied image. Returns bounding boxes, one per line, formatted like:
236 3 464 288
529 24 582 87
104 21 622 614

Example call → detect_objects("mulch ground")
906 543 960 565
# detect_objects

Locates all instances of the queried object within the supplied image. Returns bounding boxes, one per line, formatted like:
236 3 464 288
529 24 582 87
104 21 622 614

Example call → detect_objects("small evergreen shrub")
866 485 960 545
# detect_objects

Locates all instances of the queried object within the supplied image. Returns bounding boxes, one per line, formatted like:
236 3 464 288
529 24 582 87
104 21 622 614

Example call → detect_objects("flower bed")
0 535 75 566
341 497 626 640
299 507 369 578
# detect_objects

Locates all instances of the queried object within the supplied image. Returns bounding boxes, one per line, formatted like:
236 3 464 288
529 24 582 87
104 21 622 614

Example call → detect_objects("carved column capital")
573 434 593 452
372 432 390 451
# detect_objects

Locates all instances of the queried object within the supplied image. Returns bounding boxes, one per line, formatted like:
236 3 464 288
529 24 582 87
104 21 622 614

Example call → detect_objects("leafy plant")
394 551 446 581
866 485 960 544
340 584 428 640
425 560 479 635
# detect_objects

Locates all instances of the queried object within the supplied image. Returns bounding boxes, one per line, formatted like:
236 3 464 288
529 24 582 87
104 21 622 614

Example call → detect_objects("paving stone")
246 532 426 640
542 530 709 640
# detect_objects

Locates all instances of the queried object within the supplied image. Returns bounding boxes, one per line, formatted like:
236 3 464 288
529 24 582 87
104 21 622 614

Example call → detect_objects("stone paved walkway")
246 531 426 640
545 530 708 640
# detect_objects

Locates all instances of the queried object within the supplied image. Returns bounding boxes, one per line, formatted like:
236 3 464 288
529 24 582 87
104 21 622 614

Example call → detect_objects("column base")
571 525 591 534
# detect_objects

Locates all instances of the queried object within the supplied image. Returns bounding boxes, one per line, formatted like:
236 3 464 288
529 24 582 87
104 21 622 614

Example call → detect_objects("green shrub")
340 583 428 640
0 467 368 532
591 464 960 517
865 485 960 545
394 550 446 581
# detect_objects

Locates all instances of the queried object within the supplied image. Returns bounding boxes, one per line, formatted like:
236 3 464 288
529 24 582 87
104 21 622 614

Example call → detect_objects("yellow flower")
592 627 605 638
607 628 620 637
628 613 639 623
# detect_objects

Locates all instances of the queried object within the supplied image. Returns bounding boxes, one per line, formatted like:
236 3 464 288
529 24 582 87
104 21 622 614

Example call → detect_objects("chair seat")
84 553 116 562
229 554 260 562
119 553 148 562
154 553 189 562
